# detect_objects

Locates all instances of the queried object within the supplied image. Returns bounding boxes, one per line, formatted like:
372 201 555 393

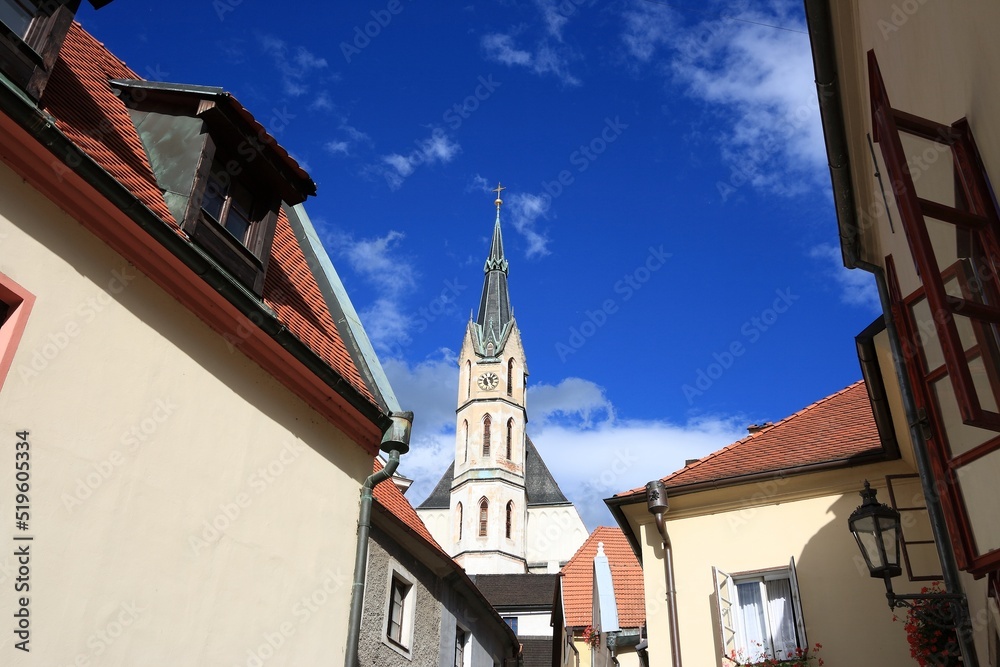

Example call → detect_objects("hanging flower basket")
582 625 601 649
894 582 962 666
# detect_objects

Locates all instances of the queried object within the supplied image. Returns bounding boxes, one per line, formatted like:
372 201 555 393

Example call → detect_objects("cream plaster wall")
0 162 373 664
623 464 928 667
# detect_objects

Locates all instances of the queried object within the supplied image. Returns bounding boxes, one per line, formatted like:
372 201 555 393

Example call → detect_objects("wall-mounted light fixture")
848 481 966 622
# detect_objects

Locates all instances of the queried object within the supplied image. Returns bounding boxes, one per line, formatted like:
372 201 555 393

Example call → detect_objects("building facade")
805 0 1000 663
0 12 407 664
552 526 646 667
359 461 520 667
608 379 936 666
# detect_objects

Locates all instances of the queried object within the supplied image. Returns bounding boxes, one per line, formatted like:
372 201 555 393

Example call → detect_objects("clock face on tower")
477 372 500 391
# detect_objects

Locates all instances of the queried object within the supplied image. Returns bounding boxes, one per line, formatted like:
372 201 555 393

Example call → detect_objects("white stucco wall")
0 161 373 664
526 505 589 571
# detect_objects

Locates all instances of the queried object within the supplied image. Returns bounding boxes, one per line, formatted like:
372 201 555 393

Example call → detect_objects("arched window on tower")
479 498 489 537
456 502 463 542
506 419 514 460
482 415 491 457
466 360 471 399
507 358 515 396
463 420 469 463
505 501 514 539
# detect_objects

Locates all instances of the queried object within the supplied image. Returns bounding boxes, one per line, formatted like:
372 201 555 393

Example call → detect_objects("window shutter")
713 566 738 660
787 557 808 650
871 49 1000 575
869 49 1000 434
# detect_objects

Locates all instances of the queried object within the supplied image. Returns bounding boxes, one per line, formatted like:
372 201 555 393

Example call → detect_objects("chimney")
747 422 773 434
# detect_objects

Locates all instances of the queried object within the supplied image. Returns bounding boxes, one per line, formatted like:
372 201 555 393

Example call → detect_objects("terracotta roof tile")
560 527 644 628
617 381 881 495
39 23 376 407
42 24 175 225
372 459 445 554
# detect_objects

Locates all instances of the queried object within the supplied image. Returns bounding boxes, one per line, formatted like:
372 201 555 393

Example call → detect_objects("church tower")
417 185 588 575
451 185 529 574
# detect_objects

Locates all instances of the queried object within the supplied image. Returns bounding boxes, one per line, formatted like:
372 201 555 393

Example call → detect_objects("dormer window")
111 79 316 296
0 0 112 100
0 0 35 37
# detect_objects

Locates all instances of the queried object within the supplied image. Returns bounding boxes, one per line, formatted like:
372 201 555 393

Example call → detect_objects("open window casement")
714 563 807 663
870 50 1000 575
713 566 739 661
787 557 808 651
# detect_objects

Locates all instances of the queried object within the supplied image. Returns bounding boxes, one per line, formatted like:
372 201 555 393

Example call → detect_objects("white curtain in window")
765 578 798 659
735 582 767 659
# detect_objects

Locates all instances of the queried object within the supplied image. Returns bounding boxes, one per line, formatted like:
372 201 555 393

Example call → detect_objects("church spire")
475 183 513 356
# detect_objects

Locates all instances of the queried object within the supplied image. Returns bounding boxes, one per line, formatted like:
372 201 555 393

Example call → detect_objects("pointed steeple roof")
475 184 513 355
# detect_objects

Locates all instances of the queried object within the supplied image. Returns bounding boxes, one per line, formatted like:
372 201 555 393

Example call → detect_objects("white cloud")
379 130 462 190
536 0 570 39
481 33 581 86
388 359 747 529
506 192 552 257
340 122 372 145
329 229 419 353
621 2 677 62
809 244 881 311
309 93 333 112
620 2 825 197
325 140 350 156
532 416 747 529
259 36 328 97
341 230 415 297
530 377 614 427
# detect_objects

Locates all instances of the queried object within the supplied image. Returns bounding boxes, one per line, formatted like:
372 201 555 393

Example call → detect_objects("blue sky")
79 0 880 529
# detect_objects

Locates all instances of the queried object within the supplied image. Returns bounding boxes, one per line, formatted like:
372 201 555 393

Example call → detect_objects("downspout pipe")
645 481 682 667
850 257 980 667
344 411 413 667
803 2 979 662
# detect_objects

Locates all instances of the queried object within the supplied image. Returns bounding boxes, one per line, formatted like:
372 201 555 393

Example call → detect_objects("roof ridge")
664 380 864 482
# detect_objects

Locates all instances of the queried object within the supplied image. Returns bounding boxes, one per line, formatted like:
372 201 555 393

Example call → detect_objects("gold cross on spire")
493 182 505 208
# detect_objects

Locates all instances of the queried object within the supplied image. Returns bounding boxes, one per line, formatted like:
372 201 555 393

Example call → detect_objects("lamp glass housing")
848 482 902 578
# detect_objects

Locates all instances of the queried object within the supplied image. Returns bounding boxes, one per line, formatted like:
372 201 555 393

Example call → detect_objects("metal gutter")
0 71 390 434
606 448 893 560
802 1 979 663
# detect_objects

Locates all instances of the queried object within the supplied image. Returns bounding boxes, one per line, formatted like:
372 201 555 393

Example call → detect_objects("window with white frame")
713 559 807 663
383 564 416 656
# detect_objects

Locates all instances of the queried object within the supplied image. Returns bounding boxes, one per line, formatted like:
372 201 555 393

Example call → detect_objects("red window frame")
872 49 1000 574
0 272 36 393
870 50 1000 432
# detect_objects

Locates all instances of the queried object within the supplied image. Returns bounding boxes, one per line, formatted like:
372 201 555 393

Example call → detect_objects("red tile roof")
560 526 644 628
39 23 376 407
617 381 882 496
372 459 445 554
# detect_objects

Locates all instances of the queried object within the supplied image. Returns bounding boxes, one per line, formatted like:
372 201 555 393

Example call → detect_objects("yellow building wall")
828 2 1000 661
0 160 373 663
626 465 930 666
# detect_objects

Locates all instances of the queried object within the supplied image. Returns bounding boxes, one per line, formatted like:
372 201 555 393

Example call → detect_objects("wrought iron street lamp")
848 481 965 619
